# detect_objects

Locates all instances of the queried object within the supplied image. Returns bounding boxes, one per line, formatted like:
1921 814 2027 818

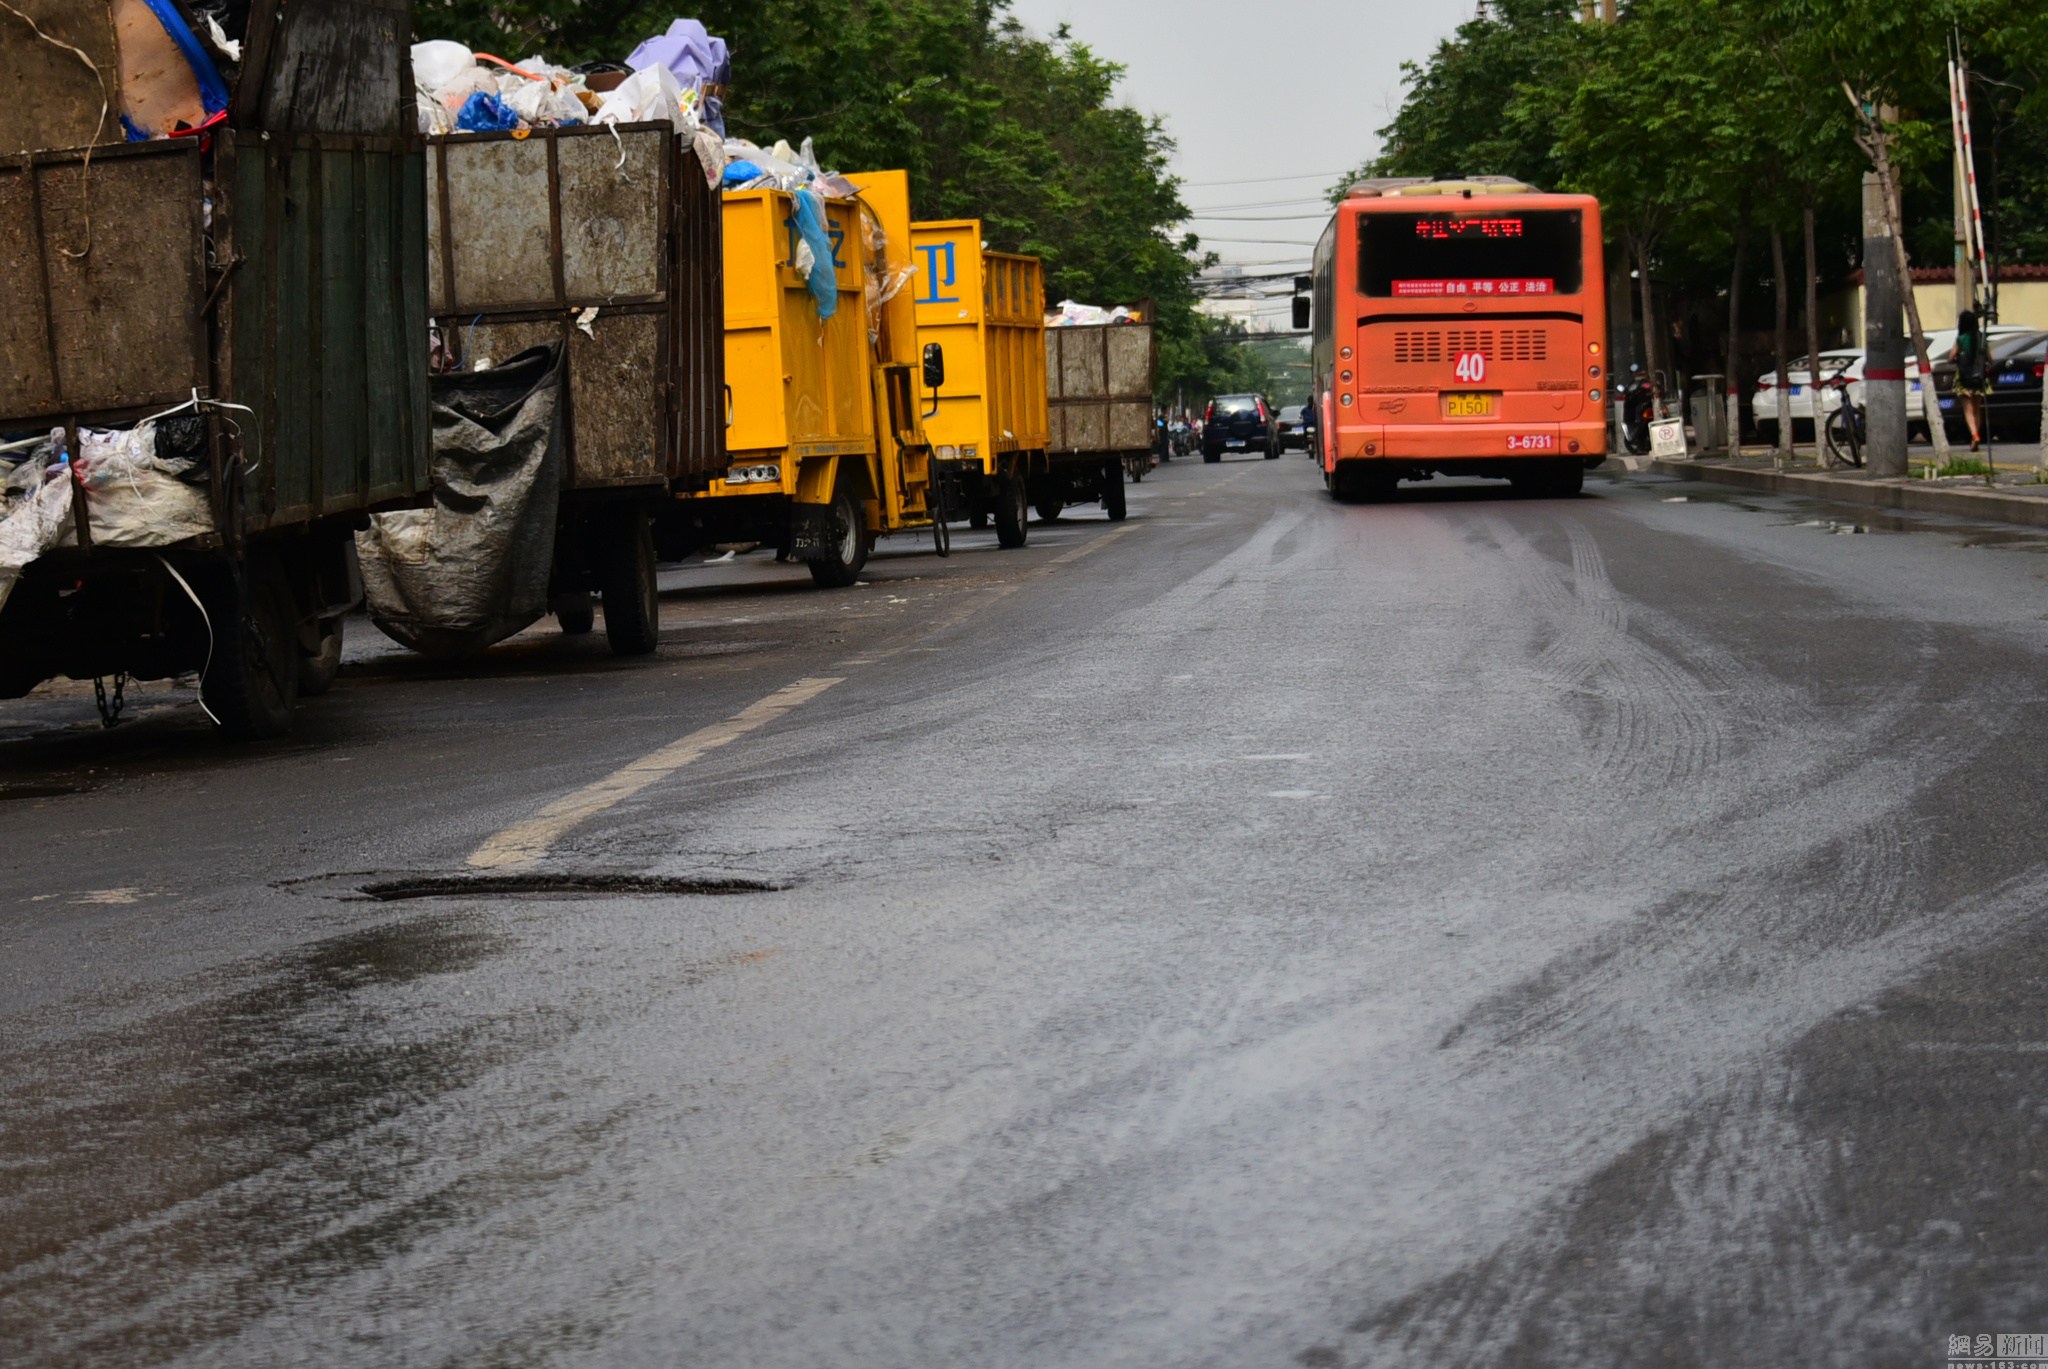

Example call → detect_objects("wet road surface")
5 455 2048 1366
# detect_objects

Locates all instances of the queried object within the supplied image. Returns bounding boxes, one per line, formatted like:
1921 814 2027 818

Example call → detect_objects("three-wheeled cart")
659 169 948 587
0 1 433 736
1042 319 1158 524
911 220 1047 548
420 122 725 652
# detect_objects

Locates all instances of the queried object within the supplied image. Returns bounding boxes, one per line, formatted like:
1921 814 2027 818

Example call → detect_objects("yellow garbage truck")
658 169 949 586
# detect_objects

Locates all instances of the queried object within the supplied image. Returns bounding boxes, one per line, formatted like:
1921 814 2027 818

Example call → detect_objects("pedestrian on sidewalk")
1951 308 1989 452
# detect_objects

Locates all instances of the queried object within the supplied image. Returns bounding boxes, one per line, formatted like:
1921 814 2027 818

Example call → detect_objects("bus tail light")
1568 440 1581 453
1366 443 1378 455
1340 394 1354 407
1589 342 1602 356
1590 389 1602 402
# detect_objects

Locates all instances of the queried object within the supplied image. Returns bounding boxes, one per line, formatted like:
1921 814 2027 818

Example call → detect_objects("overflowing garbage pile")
1049 302 1144 328
0 420 216 615
412 18 730 137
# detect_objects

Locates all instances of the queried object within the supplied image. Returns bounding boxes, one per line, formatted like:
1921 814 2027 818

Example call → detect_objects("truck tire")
201 557 300 739
808 484 871 588
1035 491 1065 522
602 508 661 655
299 617 343 698
1103 459 1128 521
554 593 596 635
995 473 1029 549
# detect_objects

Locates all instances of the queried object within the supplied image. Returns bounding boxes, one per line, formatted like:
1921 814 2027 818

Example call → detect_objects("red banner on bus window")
1391 279 1556 298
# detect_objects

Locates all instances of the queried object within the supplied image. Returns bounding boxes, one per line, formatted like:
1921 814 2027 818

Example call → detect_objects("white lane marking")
467 677 845 871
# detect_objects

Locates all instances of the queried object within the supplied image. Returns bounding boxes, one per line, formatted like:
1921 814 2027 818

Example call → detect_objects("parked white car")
1753 350 1862 443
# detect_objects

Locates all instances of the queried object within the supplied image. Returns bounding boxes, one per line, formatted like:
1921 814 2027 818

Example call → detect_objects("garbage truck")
1042 313 1158 523
0 1 433 736
383 119 726 654
656 169 948 586
910 221 1048 547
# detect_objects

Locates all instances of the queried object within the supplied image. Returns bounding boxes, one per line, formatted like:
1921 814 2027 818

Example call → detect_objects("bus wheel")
808 485 871 588
995 474 1029 549
1103 459 1128 522
1545 461 1586 497
602 509 661 655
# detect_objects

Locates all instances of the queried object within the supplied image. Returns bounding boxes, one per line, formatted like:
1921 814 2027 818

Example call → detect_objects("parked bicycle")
1821 378 1865 468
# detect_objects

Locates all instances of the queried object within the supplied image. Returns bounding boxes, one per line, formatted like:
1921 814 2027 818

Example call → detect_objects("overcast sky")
1004 0 1467 316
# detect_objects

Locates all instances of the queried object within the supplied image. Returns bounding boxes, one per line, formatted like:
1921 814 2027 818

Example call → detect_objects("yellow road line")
467 676 845 871
1048 522 1140 566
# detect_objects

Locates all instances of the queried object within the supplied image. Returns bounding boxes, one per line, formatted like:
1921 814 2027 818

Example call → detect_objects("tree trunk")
1771 225 1793 461
1804 198 1826 461
1727 231 1746 453
1636 238 1662 415
1871 136 1950 462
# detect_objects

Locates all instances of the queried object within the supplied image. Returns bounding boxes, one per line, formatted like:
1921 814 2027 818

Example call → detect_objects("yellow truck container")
659 169 949 586
911 221 1052 546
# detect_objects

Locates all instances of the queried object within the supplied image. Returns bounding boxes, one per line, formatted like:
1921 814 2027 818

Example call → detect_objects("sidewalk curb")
1647 459 2048 530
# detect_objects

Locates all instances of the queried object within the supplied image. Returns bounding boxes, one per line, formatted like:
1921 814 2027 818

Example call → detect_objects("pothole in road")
354 873 789 903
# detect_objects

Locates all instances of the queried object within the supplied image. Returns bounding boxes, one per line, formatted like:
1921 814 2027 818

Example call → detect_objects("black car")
1932 330 2048 442
1202 394 1279 461
1275 405 1308 451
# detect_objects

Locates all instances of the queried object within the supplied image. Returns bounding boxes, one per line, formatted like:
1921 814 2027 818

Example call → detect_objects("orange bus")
1305 178 1608 501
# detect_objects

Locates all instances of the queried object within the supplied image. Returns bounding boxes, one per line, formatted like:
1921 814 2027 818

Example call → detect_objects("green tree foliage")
1351 0 2048 393
413 0 1208 398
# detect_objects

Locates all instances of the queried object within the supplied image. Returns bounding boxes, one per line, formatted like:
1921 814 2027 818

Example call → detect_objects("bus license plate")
1444 393 1495 418
1507 434 1557 452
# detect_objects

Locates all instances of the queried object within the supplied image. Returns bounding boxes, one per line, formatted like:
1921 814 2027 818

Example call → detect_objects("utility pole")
1862 173 1909 476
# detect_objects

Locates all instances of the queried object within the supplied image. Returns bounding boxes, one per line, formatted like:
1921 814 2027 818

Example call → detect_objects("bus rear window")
1358 210 1584 299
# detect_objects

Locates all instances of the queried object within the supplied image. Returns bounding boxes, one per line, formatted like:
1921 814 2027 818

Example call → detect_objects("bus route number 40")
1454 352 1488 384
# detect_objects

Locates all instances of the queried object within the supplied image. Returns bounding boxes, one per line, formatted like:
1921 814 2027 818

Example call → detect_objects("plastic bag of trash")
358 346 566 658
592 63 694 133
456 90 521 133
790 189 838 321
626 19 730 134
74 424 216 547
0 472 75 617
117 0 233 139
412 39 475 93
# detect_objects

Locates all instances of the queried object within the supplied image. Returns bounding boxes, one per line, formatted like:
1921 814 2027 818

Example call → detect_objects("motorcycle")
1621 368 1657 456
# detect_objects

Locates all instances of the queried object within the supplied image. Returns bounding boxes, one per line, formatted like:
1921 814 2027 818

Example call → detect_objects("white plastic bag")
0 474 76 616
411 41 475 96
75 425 215 548
593 64 692 133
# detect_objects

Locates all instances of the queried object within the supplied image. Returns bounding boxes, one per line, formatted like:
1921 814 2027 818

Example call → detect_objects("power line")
1184 212 1335 223
1180 169 1346 188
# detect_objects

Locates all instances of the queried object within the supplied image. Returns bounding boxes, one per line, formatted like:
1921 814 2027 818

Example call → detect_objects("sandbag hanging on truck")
358 345 566 658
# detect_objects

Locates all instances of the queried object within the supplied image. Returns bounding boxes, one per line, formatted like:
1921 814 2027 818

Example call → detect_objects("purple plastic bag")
627 20 730 90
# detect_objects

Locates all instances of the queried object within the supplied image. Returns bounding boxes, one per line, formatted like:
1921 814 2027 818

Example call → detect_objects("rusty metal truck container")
420 122 725 652
911 220 1048 548
0 1 432 736
659 168 950 586
1042 318 1158 523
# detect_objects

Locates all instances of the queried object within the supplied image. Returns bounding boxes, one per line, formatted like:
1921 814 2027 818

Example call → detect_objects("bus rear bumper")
1333 421 1608 467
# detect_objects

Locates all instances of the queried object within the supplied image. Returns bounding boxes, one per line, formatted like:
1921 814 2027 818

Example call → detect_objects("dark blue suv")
1202 394 1278 462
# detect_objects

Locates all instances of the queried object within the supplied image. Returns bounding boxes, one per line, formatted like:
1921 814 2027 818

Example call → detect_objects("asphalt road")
5 451 2048 1367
